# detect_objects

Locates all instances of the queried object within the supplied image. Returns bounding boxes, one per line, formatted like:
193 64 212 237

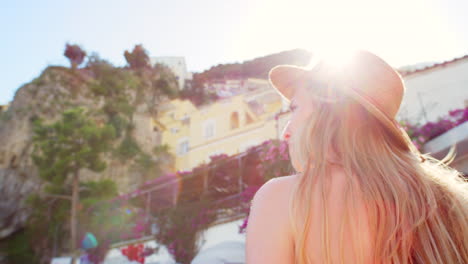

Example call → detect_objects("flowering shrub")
81 198 151 263
255 139 294 181
237 185 261 234
88 138 292 263
120 244 145 263
207 153 244 199
64 43 86 70
153 198 217 264
83 102 467 262
237 139 293 234
401 107 467 150
100 108 467 259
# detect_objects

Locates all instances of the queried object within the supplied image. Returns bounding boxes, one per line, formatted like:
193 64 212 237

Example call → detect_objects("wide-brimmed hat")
269 49 412 151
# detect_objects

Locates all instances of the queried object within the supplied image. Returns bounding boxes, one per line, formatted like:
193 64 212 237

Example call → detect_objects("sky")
1 0 467 105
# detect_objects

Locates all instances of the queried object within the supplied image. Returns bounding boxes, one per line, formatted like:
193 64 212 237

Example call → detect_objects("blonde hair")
287 83 468 263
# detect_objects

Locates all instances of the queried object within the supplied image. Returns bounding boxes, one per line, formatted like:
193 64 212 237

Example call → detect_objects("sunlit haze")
2 0 467 104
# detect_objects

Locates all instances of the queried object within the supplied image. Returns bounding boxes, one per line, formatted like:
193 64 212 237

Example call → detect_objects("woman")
245 50 468 263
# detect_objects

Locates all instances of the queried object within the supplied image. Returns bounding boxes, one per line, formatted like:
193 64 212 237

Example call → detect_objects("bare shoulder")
247 175 297 236
271 174 299 185
268 174 299 188
252 174 298 204
245 175 298 263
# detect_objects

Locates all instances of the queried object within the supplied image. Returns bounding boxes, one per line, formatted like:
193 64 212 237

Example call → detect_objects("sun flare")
307 46 358 71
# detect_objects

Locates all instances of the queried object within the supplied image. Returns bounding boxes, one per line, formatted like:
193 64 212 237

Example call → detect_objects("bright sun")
306 46 358 70
235 0 461 68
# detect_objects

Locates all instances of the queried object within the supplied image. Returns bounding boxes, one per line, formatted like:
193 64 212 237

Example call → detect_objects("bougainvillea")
89 107 468 263
124 44 151 70
121 244 145 263
90 108 467 264
64 43 87 70
87 137 293 263
81 198 151 263
153 198 217 264
255 139 294 181
207 153 243 199
401 107 467 150
237 185 261 234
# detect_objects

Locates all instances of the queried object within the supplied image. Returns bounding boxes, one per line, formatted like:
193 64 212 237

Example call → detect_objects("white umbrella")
191 241 245 264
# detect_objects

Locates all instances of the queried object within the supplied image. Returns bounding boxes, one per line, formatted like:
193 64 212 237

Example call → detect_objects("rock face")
0 168 38 239
0 65 175 239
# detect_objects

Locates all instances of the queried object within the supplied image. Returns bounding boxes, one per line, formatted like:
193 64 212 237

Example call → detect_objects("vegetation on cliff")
1 43 178 263
31 107 116 263
181 48 312 106
2 45 313 263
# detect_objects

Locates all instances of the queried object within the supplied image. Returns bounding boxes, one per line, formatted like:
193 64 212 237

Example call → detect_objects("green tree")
31 107 116 263
5 179 118 264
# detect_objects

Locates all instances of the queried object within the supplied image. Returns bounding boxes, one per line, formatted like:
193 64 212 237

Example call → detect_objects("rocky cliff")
0 63 177 239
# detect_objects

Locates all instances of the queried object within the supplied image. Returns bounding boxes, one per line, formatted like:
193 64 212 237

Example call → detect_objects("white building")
150 56 193 90
398 54 468 174
398 55 468 124
204 78 273 98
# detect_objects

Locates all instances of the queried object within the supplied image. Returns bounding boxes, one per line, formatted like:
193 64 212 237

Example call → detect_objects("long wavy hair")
287 81 468 263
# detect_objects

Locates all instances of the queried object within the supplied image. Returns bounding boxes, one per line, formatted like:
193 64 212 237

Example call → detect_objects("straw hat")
269 49 412 151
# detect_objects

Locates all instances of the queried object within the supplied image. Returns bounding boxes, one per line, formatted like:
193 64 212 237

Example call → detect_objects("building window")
245 112 254 124
181 114 190 126
230 112 239 129
205 124 214 138
177 139 189 156
203 119 216 138
170 127 179 134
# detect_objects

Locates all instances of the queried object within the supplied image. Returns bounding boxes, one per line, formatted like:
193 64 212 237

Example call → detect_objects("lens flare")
308 46 358 72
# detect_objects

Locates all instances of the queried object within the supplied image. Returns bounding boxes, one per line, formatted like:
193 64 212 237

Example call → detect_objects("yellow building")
0 104 9 112
153 81 286 171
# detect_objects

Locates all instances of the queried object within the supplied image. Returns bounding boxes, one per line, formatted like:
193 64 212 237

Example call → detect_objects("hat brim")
268 65 310 102
268 64 412 151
